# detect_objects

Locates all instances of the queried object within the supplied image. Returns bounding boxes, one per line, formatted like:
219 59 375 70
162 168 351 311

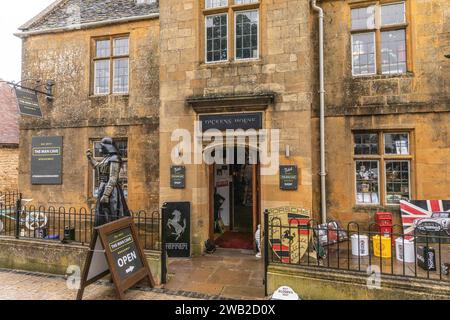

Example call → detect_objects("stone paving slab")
0 269 206 300
166 248 265 300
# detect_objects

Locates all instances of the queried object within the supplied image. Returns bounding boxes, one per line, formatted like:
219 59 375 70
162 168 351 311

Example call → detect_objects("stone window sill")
199 59 263 69
89 94 130 99
353 204 401 213
352 72 414 81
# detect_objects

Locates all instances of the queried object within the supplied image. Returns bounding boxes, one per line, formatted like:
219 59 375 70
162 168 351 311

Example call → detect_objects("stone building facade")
17 0 160 210
0 82 19 191
16 0 449 254
159 0 315 254
313 0 450 227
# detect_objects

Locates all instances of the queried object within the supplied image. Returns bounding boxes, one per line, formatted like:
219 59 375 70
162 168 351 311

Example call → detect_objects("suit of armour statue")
87 137 130 226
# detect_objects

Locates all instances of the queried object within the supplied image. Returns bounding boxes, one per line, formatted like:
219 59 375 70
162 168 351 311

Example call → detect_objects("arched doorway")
206 144 261 250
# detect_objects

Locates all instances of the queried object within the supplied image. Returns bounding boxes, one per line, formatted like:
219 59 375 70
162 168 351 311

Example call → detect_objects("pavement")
0 268 204 300
166 248 265 300
0 248 265 300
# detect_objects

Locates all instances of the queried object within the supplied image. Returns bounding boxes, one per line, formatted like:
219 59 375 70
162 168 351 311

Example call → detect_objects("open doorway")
209 147 260 251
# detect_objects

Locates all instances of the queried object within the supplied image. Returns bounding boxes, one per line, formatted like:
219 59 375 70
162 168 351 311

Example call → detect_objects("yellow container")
373 235 392 258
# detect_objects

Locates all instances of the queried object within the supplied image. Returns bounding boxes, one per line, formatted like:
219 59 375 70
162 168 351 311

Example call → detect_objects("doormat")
215 232 254 250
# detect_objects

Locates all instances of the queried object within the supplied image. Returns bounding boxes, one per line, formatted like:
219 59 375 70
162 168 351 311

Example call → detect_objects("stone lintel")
187 93 276 114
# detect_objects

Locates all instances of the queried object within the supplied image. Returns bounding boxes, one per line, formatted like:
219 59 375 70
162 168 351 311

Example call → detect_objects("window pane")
385 161 410 204
381 2 406 26
351 6 375 30
93 140 128 199
96 40 110 58
205 0 227 8
384 133 409 155
113 37 129 56
93 141 103 158
352 32 376 75
235 10 259 60
94 60 110 94
356 161 379 204
354 133 379 155
206 14 228 62
113 58 129 94
381 29 407 74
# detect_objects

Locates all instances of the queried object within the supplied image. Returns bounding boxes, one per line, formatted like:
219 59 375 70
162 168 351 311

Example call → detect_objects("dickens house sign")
199 112 263 132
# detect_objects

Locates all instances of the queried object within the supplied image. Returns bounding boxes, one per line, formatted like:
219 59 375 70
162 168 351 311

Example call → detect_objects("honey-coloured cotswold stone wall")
310 0 450 227
0 147 19 191
19 19 160 210
159 0 316 254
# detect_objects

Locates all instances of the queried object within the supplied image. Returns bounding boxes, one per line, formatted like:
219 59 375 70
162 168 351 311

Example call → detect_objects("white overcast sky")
0 0 55 82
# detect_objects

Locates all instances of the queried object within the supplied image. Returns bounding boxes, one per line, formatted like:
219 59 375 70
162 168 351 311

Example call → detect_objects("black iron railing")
265 210 450 282
0 201 161 251
0 191 21 208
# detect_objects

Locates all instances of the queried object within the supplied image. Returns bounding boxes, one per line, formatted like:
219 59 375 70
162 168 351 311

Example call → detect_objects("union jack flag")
400 200 450 238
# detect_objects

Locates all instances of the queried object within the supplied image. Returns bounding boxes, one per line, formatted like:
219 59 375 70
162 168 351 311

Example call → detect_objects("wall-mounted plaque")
15 87 43 117
280 165 298 191
199 112 263 132
163 202 191 258
170 166 186 189
31 136 63 185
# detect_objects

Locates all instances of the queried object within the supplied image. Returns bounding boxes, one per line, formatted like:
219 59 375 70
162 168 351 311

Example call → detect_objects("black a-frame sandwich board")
77 217 155 300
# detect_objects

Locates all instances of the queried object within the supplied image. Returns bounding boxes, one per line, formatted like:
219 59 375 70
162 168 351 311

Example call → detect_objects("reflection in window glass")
352 32 376 75
351 6 375 30
94 60 110 94
356 161 379 204
381 2 406 26
385 161 410 204
381 30 406 74
96 40 110 58
354 133 379 155
205 0 227 8
235 10 259 60
113 58 129 94
113 38 129 56
206 14 228 62
384 133 409 155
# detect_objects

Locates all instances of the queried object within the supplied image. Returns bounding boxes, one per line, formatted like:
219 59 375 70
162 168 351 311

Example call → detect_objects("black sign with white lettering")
280 165 298 191
107 227 144 281
163 202 191 258
199 112 263 132
171 166 186 189
15 87 43 117
31 136 63 185
77 217 155 300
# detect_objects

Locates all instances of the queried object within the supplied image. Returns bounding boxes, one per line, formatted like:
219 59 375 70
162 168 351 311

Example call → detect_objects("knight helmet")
100 137 118 155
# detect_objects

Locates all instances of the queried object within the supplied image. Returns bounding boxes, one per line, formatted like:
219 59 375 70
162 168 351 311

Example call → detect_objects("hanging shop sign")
199 112 263 132
15 87 43 117
163 202 191 258
77 217 155 300
31 136 63 185
280 165 298 190
170 166 186 189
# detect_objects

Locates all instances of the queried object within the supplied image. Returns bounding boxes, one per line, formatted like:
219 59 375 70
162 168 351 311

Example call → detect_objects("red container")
375 212 393 223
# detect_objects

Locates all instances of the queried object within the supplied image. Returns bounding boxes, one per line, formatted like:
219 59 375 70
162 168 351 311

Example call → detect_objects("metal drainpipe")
311 0 327 224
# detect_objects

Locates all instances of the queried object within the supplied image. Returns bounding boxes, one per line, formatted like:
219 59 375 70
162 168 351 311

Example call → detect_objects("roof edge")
19 0 68 31
15 13 160 38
